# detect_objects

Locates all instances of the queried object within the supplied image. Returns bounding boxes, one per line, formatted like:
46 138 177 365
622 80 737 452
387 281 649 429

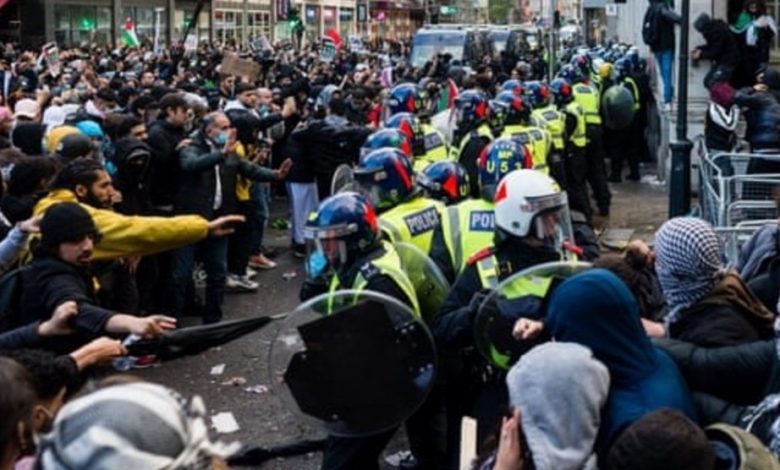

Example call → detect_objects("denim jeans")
168 236 228 323
655 49 675 104
249 183 270 254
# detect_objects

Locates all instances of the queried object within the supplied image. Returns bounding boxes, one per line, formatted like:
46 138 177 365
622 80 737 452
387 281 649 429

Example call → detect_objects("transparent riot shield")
269 290 437 437
394 242 451 324
330 164 357 194
474 261 592 369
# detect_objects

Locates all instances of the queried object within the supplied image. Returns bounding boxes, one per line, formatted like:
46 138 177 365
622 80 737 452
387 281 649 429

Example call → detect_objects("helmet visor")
527 192 576 259
304 236 348 278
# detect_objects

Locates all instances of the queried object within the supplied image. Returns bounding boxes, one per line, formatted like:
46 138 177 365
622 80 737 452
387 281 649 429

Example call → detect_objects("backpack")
642 5 661 47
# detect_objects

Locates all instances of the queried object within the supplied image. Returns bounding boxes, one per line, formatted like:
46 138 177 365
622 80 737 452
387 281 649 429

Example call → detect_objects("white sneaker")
226 273 259 292
245 267 257 279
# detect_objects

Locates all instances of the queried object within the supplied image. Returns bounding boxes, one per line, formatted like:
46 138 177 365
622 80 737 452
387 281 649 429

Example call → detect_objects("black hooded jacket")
694 15 740 70
735 86 780 151
112 138 153 215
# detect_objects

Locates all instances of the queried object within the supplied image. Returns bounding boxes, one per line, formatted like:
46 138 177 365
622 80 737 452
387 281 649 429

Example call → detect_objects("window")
54 5 112 46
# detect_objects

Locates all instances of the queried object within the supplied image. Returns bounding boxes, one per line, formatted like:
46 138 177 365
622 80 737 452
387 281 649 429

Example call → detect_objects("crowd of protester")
3 2 780 467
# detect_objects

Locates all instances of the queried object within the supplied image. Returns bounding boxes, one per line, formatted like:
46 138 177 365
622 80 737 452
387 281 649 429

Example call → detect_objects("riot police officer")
608 58 642 182
527 80 568 186
450 90 493 198
430 137 532 282
550 77 592 218
300 191 421 470
417 160 471 206
360 128 413 161
432 169 578 458
564 63 611 216
354 148 446 258
495 91 551 175
386 112 449 172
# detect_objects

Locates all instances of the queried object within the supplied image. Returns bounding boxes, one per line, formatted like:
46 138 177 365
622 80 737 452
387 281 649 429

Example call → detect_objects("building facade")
0 0 362 48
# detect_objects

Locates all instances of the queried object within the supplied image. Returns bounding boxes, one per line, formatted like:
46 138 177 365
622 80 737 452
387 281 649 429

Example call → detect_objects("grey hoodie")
506 342 610 470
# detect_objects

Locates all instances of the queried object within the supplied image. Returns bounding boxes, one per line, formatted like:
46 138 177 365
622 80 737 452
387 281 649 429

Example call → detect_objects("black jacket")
695 17 740 69
175 131 278 219
147 119 187 208
291 116 371 177
16 256 116 352
432 238 560 350
648 1 682 53
735 87 780 151
112 138 153 215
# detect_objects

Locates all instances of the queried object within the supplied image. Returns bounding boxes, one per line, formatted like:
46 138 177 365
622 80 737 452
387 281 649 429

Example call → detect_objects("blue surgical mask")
307 250 329 278
214 131 229 147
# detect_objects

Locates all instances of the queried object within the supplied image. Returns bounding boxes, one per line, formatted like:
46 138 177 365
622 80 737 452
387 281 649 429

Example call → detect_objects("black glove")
299 276 329 302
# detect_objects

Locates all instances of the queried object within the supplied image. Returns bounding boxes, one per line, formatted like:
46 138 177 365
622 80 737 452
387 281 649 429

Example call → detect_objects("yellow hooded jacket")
32 189 210 261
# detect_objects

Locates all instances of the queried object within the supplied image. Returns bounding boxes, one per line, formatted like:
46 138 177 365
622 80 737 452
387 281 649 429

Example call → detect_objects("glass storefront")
54 5 112 46
215 9 271 45
123 7 168 45
339 8 354 38
174 9 211 42
323 7 337 34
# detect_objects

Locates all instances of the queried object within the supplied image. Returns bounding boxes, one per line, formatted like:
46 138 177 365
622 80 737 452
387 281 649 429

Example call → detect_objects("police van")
410 27 490 69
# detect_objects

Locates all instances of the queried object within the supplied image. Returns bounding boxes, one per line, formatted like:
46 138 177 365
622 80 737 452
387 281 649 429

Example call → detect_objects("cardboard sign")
220 53 261 81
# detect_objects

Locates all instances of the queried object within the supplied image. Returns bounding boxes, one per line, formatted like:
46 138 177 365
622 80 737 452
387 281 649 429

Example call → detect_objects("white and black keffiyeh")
36 382 240 470
654 217 723 325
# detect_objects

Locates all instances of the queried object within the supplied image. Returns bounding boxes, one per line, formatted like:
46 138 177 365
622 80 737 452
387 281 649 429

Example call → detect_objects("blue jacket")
737 223 778 283
545 269 697 448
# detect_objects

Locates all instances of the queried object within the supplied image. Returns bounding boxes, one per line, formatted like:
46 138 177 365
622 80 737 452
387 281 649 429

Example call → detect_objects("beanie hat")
36 382 240 469
606 409 715 470
764 69 780 91
710 81 736 108
56 133 94 163
39 202 99 248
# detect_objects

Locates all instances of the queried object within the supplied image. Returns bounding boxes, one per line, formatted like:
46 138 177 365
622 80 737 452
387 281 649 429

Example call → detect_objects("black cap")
56 134 94 163
40 202 100 248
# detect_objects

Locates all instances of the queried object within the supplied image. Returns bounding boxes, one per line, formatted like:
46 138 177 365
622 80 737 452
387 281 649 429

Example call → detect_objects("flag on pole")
122 17 140 47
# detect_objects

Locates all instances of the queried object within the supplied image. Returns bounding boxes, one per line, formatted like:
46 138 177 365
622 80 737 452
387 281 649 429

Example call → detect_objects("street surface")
139 169 670 469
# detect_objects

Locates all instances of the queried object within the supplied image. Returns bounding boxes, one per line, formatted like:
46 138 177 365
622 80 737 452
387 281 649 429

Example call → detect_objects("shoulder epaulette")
466 247 494 266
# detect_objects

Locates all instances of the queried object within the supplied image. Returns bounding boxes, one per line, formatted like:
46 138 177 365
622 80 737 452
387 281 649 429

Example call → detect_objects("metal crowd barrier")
697 144 780 262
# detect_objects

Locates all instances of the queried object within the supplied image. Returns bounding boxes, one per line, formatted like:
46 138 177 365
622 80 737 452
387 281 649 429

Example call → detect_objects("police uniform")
413 123 450 172
379 196 446 257
500 123 551 174
561 101 592 218
608 75 642 181
451 124 493 198
572 82 611 215
430 198 495 282
532 104 568 185
432 237 562 457
302 241 444 470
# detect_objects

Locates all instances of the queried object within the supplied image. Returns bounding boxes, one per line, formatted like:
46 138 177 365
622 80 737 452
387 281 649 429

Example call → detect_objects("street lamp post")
669 0 692 217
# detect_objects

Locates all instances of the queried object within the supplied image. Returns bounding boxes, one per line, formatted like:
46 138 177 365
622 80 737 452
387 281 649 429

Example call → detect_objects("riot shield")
269 290 436 437
394 242 451 324
330 164 356 194
601 85 635 130
474 261 592 369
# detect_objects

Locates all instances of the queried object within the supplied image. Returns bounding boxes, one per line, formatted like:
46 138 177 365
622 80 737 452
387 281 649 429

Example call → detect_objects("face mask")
214 130 229 147
307 250 329 278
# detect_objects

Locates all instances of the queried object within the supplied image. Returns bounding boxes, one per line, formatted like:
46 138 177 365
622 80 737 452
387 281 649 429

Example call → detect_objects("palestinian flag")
122 17 140 47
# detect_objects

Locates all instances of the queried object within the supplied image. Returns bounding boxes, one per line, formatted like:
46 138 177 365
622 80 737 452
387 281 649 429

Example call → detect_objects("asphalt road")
137 171 670 469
